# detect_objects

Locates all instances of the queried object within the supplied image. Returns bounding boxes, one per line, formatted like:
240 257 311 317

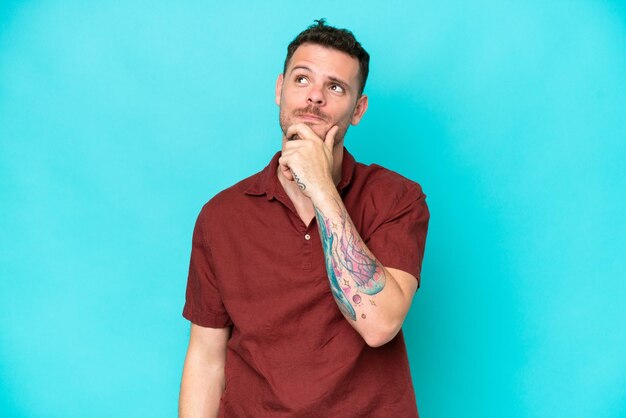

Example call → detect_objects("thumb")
324 125 339 150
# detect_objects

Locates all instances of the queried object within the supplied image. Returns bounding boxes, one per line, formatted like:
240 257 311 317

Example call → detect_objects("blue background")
1 1 625 417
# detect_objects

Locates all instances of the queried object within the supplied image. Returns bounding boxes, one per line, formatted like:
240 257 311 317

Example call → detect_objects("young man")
179 19 429 417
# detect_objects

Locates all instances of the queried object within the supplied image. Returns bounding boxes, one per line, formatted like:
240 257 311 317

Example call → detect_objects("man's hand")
278 123 339 199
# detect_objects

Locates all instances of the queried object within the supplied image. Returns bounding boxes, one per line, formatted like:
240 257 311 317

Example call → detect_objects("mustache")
293 106 329 121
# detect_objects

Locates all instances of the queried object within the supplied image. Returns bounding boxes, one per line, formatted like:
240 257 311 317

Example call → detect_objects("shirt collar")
244 147 357 199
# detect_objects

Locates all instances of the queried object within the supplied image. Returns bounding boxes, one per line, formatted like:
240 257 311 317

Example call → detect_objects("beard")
279 105 349 147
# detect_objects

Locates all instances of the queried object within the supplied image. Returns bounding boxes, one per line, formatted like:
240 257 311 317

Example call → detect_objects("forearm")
179 350 224 417
313 189 412 347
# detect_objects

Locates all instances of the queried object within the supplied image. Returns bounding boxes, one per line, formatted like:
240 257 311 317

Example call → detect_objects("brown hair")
283 19 370 95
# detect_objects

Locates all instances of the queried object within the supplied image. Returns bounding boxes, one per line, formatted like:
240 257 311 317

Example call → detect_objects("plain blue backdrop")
1 1 625 417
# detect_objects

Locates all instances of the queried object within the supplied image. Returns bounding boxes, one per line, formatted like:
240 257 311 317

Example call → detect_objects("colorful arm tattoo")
315 202 387 321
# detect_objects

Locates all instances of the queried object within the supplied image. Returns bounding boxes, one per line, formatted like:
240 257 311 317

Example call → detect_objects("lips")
297 113 325 122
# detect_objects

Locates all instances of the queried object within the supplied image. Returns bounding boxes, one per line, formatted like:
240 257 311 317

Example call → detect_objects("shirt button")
304 234 311 240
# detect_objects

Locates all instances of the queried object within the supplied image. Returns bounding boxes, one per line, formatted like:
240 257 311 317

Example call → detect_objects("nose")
307 85 325 106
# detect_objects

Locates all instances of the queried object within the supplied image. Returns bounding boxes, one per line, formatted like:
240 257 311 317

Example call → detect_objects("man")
179 19 429 417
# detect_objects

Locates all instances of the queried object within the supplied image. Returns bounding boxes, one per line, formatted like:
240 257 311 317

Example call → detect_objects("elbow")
364 334 393 348
361 321 403 348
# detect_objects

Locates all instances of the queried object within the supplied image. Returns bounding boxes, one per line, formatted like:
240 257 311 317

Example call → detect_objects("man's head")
276 20 370 146
283 19 369 96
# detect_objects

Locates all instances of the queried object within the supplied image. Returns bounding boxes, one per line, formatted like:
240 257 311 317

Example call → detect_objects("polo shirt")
183 148 429 417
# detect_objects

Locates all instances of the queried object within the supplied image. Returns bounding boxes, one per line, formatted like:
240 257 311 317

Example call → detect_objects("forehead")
287 43 360 85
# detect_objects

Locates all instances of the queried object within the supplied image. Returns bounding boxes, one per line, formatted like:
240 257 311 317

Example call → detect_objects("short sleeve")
366 186 430 288
182 209 233 328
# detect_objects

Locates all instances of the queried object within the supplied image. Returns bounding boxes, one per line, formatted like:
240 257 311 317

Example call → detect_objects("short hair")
283 19 370 96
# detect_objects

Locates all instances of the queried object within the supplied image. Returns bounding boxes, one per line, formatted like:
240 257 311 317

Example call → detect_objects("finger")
282 166 294 181
282 141 304 152
278 156 294 181
285 124 306 141
285 123 319 142
324 125 339 150
278 154 290 167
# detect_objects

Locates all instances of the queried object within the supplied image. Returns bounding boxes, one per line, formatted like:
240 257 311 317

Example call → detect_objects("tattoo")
315 201 387 321
316 206 356 320
292 171 306 191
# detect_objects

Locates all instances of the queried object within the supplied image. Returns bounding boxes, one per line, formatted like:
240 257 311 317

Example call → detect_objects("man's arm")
179 324 230 417
279 123 419 347
314 190 417 347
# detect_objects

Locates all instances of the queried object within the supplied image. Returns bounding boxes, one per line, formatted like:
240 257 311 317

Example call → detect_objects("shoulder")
352 161 426 204
196 169 264 229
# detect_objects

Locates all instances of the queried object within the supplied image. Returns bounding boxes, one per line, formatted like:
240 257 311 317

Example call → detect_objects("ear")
350 94 369 125
275 74 284 106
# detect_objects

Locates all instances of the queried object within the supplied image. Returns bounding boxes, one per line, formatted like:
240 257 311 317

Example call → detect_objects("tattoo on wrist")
293 171 306 191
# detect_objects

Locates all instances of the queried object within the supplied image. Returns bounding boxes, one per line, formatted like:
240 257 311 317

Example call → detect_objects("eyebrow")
328 76 350 91
290 65 313 74
289 66 352 92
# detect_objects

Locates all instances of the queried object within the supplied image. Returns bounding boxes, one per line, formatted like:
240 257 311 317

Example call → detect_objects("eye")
295 76 309 85
330 84 345 94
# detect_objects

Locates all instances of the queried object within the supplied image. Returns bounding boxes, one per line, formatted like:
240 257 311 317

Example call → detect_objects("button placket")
301 225 317 270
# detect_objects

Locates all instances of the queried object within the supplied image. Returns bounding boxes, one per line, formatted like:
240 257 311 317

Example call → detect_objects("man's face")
276 43 368 146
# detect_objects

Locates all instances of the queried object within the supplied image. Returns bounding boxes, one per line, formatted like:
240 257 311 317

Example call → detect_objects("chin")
309 125 328 138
